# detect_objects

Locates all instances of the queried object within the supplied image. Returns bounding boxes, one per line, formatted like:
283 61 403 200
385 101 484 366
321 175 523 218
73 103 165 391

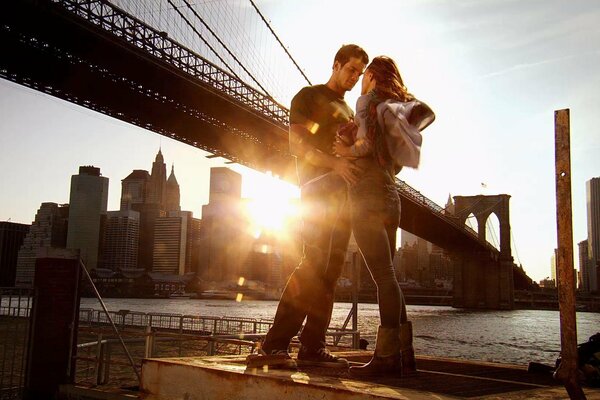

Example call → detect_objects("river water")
79 297 600 367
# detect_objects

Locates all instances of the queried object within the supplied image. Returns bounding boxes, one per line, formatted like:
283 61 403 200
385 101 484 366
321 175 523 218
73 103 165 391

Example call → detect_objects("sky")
1 0 599 283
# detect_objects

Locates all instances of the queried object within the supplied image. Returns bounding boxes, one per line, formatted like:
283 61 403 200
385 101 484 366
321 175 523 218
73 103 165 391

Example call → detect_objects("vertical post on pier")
352 252 359 349
553 109 586 400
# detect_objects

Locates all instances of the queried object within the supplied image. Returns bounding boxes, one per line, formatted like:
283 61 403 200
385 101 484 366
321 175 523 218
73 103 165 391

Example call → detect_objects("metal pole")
352 252 359 349
553 108 586 399
79 260 141 382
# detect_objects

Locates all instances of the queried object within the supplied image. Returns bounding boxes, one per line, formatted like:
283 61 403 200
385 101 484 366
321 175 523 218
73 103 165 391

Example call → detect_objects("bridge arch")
451 194 515 309
453 194 512 261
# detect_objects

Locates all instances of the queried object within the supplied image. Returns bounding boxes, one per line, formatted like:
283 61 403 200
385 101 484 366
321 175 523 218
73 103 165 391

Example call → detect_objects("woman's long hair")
364 56 414 174
367 56 414 102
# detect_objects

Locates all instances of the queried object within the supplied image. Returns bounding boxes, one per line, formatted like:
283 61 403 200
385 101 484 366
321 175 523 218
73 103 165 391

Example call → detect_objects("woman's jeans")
263 173 351 352
350 158 407 328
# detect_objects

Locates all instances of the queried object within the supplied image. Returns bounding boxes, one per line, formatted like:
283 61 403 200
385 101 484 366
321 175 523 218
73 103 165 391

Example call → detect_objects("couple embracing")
247 44 435 377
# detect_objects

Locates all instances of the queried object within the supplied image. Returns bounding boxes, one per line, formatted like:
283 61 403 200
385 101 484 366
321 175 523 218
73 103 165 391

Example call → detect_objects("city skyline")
1 0 599 283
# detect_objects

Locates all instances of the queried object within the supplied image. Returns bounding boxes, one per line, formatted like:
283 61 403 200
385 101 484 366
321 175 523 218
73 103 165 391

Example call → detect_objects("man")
247 44 368 369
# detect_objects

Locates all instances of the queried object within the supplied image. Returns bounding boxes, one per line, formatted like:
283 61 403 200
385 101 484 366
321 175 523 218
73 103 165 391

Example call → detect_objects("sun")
240 170 300 235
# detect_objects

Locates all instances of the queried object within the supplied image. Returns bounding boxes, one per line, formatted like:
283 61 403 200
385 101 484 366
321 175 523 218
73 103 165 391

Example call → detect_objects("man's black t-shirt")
290 84 354 185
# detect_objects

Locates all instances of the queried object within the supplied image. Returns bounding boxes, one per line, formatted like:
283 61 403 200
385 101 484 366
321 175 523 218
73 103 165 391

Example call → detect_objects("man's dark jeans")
263 173 351 353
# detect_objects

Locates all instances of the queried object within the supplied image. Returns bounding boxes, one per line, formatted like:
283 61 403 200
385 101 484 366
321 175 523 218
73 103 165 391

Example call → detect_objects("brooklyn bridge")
0 0 534 309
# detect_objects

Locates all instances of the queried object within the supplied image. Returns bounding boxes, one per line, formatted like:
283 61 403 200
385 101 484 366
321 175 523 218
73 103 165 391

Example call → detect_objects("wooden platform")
140 351 600 399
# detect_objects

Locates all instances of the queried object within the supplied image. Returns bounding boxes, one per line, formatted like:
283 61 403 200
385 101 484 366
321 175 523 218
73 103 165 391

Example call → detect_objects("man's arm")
290 123 360 185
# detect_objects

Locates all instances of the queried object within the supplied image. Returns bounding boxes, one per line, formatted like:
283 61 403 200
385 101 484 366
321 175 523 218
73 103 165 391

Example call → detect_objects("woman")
334 56 434 377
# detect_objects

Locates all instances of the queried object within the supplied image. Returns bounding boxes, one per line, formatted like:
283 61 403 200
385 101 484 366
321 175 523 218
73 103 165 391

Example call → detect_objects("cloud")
475 49 600 80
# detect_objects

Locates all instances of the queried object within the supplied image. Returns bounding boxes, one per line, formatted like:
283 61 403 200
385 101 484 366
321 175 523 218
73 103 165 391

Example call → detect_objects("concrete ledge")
141 354 443 400
139 352 600 400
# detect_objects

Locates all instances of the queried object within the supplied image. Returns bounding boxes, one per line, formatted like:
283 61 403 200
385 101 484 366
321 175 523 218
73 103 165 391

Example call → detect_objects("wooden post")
553 109 586 399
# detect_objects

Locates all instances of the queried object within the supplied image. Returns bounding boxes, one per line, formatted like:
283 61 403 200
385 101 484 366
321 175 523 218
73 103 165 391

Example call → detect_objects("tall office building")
66 166 109 271
578 240 589 291
147 149 167 207
119 150 181 270
152 210 192 275
0 222 30 286
165 165 181 212
550 249 557 283
103 210 140 271
401 230 418 248
15 203 69 287
120 169 150 210
585 177 600 291
199 167 247 282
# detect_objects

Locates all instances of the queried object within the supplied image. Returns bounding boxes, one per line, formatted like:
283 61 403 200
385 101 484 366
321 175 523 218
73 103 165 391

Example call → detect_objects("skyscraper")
551 249 557 283
578 240 589 291
15 203 69 287
66 166 108 271
147 148 167 208
153 210 192 275
200 167 246 282
0 222 30 286
585 177 600 291
103 210 140 271
120 169 150 210
166 164 181 212
119 150 181 270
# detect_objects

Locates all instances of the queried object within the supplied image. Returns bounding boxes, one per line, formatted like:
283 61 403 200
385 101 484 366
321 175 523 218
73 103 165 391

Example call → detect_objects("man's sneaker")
296 346 349 368
245 349 297 370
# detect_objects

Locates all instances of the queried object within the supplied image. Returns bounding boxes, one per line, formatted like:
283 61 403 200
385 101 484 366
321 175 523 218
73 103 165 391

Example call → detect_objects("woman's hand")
333 138 353 157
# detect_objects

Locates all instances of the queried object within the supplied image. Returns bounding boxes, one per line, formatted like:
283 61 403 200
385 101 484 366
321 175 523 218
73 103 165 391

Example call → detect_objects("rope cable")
487 217 500 249
511 229 522 265
165 0 243 81
248 0 312 86
180 0 275 98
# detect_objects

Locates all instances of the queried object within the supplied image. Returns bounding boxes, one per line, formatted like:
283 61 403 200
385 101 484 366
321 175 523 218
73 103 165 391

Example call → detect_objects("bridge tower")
451 194 514 309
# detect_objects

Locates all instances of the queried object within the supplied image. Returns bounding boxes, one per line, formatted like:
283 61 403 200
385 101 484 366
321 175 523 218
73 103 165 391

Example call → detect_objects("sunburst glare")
241 170 300 237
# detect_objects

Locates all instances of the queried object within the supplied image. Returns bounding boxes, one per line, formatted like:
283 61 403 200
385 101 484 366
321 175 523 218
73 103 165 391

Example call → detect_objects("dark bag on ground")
554 332 600 387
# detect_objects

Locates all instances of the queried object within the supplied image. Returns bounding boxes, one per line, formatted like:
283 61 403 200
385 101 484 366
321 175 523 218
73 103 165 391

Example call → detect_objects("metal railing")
0 288 33 400
1 291 359 391
79 308 275 335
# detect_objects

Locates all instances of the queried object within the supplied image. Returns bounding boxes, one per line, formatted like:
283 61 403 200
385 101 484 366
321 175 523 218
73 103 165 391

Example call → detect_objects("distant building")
199 168 248 282
120 169 150 211
119 150 181 270
152 210 193 275
66 166 109 271
0 222 30 286
579 239 591 291
550 249 557 283
103 210 140 271
585 177 600 291
15 203 69 287
147 149 167 207
401 229 418 248
165 165 181 212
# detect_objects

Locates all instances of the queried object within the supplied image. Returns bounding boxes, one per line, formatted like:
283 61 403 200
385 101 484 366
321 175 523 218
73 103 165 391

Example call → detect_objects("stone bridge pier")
451 195 514 309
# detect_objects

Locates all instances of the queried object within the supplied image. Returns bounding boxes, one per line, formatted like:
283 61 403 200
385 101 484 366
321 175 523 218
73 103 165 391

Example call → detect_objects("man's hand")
332 157 361 186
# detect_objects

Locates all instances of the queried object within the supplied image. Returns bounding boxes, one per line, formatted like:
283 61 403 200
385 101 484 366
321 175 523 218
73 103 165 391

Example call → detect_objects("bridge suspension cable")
164 0 242 81
510 230 522 265
248 0 312 86
175 0 276 99
486 218 500 250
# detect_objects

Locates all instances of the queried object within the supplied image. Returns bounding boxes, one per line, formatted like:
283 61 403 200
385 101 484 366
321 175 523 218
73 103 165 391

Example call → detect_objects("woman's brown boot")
399 321 416 373
349 326 401 377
